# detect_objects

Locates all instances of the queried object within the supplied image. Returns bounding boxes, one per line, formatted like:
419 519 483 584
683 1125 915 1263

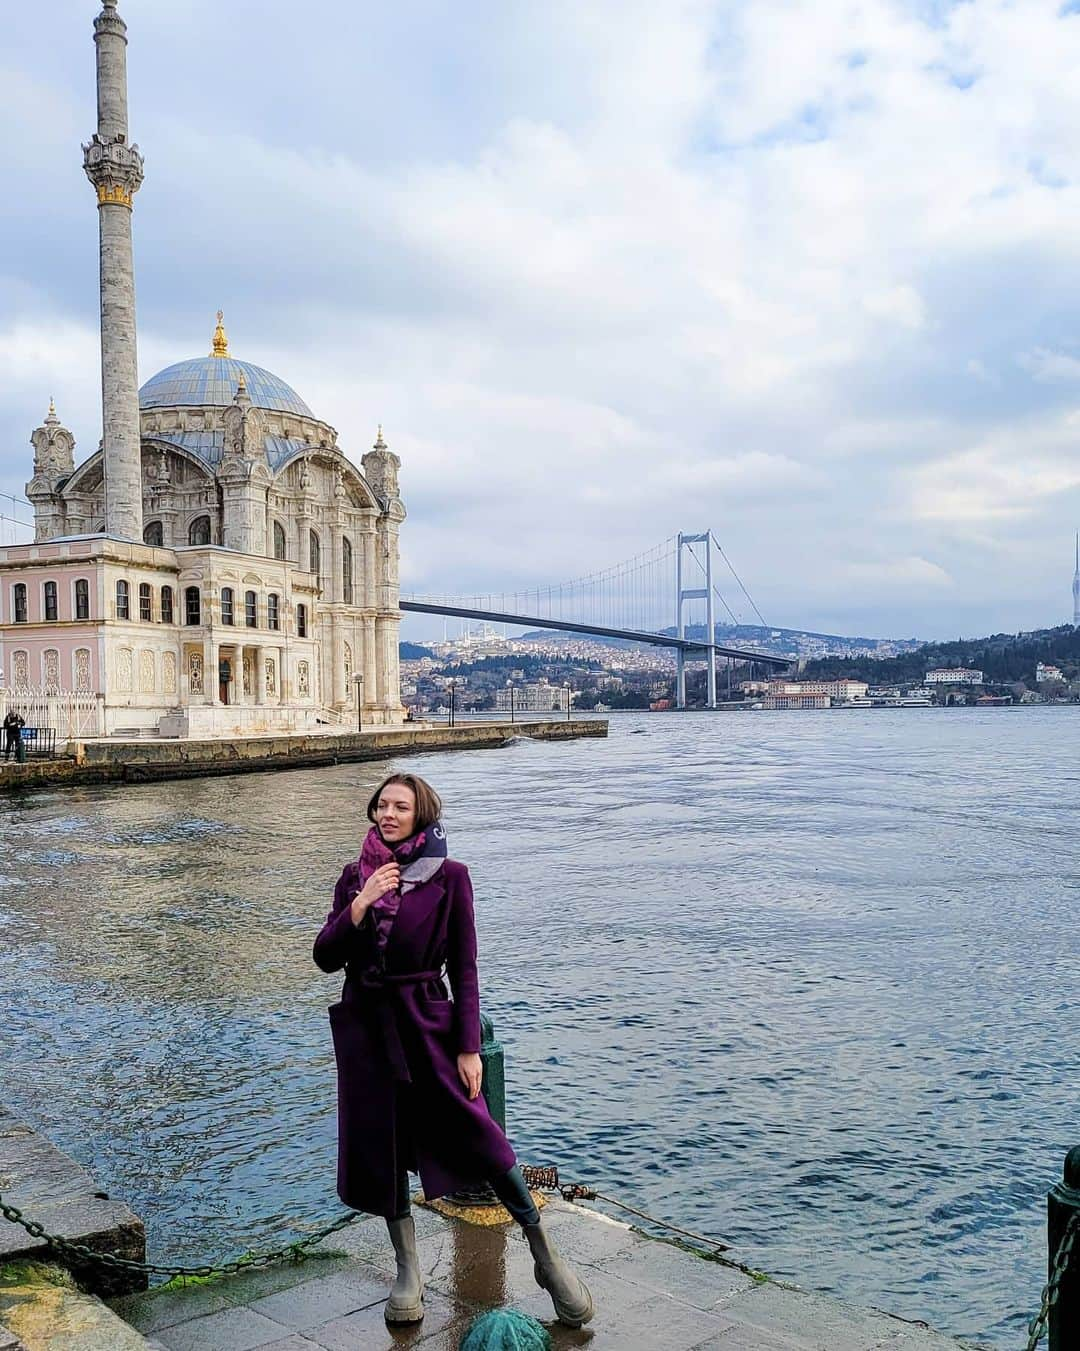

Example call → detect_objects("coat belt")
350 967 445 1082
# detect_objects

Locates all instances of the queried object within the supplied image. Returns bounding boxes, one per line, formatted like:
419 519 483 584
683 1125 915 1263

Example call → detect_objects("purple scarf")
359 822 448 955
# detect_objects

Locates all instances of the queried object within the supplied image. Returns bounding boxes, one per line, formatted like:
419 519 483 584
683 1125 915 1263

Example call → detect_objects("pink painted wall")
1 565 100 691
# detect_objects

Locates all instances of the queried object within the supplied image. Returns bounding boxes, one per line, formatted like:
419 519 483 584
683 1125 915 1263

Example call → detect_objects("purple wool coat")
313 856 515 1217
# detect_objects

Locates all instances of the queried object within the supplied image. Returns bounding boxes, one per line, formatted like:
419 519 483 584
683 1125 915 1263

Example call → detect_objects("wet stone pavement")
108 1199 982 1351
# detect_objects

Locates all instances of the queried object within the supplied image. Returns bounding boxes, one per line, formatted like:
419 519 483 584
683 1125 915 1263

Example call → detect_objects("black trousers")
391 1164 539 1226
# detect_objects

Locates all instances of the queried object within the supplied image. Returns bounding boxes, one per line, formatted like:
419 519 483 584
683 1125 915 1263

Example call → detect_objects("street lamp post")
448 679 456 728
353 673 364 733
565 682 572 721
508 682 515 724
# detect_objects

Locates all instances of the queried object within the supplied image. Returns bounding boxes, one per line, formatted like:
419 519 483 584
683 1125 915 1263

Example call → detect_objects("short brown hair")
366 773 443 832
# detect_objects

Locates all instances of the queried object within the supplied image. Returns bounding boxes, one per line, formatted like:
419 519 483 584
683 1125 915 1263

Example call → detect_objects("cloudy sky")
6 0 1080 641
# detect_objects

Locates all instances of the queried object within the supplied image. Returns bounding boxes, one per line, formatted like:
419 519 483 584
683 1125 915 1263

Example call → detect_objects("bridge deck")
401 601 790 666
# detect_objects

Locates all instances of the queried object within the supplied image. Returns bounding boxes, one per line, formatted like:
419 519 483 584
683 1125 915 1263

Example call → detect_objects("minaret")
1073 535 1079 626
81 0 144 540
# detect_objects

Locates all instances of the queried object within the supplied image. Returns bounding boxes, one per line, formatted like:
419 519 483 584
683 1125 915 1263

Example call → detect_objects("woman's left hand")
457 1052 482 1100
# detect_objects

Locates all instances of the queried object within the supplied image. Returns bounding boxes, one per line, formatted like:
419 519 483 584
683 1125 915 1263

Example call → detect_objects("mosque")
0 0 405 738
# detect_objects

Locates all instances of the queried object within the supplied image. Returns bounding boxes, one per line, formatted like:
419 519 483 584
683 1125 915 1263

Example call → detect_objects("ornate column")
332 623 347 707
203 636 217 704
253 645 265 704
362 615 377 714
329 523 343 605
82 0 144 542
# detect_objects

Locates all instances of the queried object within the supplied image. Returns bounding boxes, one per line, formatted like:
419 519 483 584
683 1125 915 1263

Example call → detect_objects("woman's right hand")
350 863 401 925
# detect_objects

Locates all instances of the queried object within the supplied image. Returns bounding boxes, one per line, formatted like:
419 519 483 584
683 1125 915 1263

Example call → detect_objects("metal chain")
0 1190 362 1284
1025 1210 1080 1351
520 1165 731 1255
2 1166 731 1286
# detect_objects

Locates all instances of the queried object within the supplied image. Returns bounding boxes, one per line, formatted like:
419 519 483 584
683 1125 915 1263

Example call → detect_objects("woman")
313 772 594 1329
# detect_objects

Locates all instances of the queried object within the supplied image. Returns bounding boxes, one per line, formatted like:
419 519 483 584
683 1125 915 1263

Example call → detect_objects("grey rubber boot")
385 1214 424 1324
522 1219 595 1328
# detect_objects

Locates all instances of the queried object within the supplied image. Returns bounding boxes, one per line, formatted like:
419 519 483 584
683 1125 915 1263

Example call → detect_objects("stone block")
713 1284 925 1351
0 1259 150 1351
149 1305 291 1351
243 1266 388 1329
0 1106 145 1297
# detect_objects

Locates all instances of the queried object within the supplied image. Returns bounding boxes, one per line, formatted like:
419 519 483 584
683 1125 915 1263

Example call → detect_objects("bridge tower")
675 532 717 710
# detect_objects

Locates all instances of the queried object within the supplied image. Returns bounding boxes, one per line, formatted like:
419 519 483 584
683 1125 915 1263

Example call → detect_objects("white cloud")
7 0 1080 637
845 556 954 588
1018 346 1080 383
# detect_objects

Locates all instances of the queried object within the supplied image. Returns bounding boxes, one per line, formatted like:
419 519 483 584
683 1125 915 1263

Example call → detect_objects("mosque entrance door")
218 658 232 705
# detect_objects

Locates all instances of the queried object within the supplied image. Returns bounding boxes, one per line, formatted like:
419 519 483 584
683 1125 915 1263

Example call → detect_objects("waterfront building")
923 668 983 686
493 681 570 713
765 678 869 702
1036 663 1065 684
0 2 405 738
762 691 831 710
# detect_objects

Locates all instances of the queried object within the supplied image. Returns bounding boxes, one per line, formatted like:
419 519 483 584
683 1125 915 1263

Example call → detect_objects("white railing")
0 688 104 740
316 705 349 726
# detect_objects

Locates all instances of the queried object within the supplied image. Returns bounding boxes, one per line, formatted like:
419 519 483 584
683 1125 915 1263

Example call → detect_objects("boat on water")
836 693 932 709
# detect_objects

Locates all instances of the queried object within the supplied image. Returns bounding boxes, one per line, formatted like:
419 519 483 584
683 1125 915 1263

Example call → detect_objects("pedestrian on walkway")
313 772 594 1331
3 710 24 761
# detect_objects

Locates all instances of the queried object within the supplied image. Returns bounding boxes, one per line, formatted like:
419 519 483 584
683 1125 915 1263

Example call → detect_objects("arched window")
221 587 235 625
309 530 321 580
245 590 257 627
273 520 287 561
116 579 130 620
160 586 174 624
143 520 164 547
75 578 90 621
138 582 152 621
44 581 58 622
342 536 353 604
184 586 201 625
13 584 26 624
296 603 307 638
267 593 280 630
189 515 211 546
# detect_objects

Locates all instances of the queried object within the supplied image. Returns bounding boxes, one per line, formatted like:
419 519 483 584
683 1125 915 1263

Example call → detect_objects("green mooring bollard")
15 739 26 764
478 1012 506 1132
1048 1146 1080 1350
445 1012 506 1208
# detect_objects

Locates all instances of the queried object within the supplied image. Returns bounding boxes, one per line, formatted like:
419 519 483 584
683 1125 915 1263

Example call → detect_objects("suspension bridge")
402 532 791 709
2 491 790 708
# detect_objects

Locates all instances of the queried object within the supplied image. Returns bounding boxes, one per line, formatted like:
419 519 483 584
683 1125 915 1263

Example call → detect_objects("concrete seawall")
0 720 607 793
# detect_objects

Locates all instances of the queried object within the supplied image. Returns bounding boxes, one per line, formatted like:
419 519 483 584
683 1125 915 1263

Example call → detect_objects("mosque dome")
139 356 313 418
137 314 313 418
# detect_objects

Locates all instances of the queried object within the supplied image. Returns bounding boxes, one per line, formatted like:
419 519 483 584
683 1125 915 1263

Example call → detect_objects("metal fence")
0 688 104 741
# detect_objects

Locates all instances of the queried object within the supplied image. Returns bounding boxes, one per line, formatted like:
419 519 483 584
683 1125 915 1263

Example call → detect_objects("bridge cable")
710 531 768 628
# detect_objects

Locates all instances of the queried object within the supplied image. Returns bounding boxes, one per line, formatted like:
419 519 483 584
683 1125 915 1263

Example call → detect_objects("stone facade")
4 0 405 737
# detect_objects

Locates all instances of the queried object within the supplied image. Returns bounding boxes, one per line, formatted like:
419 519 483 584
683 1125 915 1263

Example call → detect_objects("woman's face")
376 783 418 842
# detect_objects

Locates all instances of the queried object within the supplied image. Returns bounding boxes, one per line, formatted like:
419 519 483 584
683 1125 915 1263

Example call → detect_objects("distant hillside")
666 622 922 659
400 641 434 659
802 625 1080 687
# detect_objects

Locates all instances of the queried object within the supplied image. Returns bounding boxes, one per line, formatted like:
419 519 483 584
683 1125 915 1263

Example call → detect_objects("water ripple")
1 709 1077 1347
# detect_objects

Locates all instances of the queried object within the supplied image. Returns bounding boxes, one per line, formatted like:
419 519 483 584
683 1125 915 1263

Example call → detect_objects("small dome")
139 356 313 418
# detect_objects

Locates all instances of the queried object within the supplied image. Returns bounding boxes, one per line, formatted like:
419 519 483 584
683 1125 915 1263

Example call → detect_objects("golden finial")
48 396 56 418
211 309 229 357
374 424 387 450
